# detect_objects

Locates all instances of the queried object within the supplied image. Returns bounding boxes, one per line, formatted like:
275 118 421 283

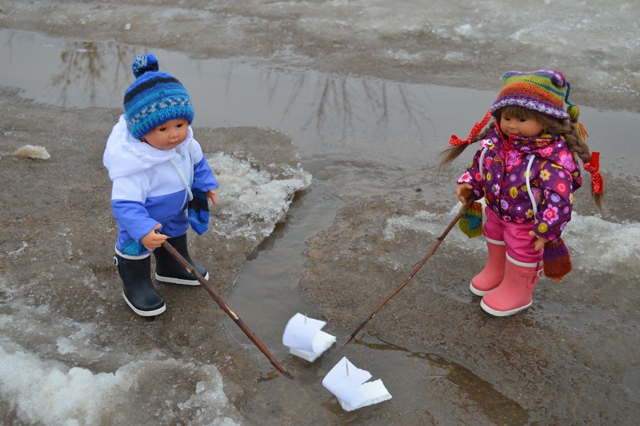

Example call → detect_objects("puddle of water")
222 181 530 424
223 182 340 362
359 336 530 425
2 28 640 424
1 29 638 174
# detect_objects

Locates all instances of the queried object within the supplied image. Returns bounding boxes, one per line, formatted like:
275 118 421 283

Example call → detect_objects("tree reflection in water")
50 42 135 107
257 67 434 146
2 31 434 150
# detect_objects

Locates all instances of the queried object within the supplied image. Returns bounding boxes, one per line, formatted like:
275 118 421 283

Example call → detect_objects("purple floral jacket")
457 128 582 241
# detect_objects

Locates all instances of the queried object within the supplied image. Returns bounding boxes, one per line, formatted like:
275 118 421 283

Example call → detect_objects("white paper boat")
322 357 392 411
282 313 336 362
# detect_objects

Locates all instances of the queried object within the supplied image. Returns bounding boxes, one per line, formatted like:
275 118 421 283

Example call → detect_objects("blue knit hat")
124 53 195 140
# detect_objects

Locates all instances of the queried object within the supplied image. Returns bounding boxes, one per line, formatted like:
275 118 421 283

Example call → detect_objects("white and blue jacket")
103 115 218 256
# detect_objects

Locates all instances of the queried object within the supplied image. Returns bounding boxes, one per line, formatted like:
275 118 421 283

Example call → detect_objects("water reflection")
2 28 637 173
246 220 289 261
244 189 309 261
0 31 137 108
256 66 433 142
356 337 530 426
0 29 443 167
51 41 135 107
43 35 433 140
1 30 25 60
52 42 100 106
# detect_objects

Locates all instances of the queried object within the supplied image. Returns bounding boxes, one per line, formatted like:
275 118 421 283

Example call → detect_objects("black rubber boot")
153 233 209 285
114 252 166 317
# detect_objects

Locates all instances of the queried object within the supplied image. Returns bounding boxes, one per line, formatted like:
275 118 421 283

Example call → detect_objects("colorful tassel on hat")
565 82 589 142
543 238 572 281
458 201 483 238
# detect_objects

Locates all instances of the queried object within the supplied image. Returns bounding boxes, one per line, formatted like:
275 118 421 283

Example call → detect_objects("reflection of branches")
110 44 136 98
363 80 388 126
265 71 280 105
49 42 135 107
297 74 431 141
221 62 435 146
306 77 331 132
398 84 421 129
341 78 352 135
2 31 22 63
51 42 103 107
250 65 431 141
280 73 306 124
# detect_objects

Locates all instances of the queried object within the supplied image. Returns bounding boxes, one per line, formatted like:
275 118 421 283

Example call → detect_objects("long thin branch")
161 241 294 379
342 199 474 345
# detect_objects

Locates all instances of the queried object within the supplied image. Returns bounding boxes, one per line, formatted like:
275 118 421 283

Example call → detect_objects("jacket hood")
103 115 194 180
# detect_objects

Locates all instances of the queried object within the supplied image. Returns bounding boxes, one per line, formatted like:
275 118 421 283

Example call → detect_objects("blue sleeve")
191 157 218 193
112 200 159 242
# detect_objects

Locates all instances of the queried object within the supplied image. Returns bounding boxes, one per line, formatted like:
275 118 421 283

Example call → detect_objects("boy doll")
103 53 218 316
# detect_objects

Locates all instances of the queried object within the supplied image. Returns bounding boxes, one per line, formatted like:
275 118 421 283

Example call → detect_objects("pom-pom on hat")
490 69 570 120
124 53 195 140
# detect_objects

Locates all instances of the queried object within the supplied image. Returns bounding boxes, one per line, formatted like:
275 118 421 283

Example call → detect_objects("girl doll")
439 69 603 317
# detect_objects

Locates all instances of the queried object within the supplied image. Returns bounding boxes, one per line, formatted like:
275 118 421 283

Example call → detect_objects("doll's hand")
206 189 218 205
456 183 474 204
529 231 549 251
141 223 167 251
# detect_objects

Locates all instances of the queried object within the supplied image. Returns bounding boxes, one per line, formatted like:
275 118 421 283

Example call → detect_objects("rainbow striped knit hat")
490 69 570 120
124 53 195 140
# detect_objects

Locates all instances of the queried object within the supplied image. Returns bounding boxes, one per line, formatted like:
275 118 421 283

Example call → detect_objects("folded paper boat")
322 356 392 411
282 313 336 362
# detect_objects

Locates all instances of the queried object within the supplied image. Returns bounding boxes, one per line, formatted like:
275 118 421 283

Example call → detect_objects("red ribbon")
583 152 604 194
449 110 492 146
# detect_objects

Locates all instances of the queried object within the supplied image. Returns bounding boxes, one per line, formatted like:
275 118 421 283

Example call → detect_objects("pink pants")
483 206 543 264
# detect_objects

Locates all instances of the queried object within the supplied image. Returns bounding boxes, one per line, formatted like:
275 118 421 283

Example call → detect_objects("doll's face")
141 118 189 150
499 113 544 138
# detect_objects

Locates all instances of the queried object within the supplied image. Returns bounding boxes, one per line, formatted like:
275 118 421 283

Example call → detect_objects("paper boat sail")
322 356 392 411
282 313 336 362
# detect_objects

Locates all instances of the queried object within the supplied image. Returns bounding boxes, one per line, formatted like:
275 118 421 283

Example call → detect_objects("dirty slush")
1 1 640 425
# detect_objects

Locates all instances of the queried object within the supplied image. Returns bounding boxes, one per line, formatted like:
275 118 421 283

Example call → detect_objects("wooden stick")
342 199 475 346
161 241 294 379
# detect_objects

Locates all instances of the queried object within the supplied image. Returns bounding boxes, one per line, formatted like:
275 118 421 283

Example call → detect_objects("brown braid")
439 106 603 210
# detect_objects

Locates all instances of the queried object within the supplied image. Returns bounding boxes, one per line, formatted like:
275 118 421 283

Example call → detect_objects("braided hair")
438 105 603 210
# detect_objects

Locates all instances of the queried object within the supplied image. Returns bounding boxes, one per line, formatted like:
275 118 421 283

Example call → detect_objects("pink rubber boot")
470 240 507 296
480 255 542 317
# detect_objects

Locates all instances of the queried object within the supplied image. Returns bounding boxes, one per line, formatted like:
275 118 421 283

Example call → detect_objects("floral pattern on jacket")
457 128 582 241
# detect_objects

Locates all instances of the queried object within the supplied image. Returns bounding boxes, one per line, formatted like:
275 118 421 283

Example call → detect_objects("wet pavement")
1 1 640 425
